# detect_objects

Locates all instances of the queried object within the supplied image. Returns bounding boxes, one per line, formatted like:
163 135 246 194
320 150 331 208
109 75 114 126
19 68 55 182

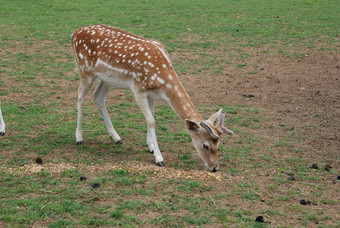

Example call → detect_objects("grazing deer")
71 25 233 172
0 100 5 136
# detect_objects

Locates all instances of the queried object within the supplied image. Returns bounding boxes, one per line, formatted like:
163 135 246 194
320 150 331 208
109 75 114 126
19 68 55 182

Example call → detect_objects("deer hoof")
149 150 154 154
0 132 5 136
115 140 123 145
156 161 166 167
76 141 84 145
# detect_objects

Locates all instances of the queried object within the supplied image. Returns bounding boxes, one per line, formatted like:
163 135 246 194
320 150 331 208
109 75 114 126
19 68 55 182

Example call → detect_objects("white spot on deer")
163 64 166 68
79 52 83 59
96 39 100 43
157 77 165 84
166 83 172 88
92 31 95 35
168 75 173 80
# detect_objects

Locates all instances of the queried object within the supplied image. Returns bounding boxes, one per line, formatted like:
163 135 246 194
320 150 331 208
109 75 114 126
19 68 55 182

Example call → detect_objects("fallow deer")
71 25 233 172
0 100 5 136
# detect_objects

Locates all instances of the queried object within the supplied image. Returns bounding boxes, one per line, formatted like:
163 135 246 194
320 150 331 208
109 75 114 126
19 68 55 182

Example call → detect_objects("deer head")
185 109 233 172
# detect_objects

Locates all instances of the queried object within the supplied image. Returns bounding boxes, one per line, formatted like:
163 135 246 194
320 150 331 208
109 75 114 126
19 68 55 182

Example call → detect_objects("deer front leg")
0 100 5 136
94 81 122 144
146 96 156 153
133 91 165 167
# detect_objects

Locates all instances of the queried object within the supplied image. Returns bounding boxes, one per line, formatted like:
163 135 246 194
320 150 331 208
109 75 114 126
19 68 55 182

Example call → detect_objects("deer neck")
164 75 202 123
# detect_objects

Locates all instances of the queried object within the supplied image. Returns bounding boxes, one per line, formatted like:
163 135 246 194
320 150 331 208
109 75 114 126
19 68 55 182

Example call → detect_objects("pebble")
80 176 87 181
300 199 311 205
35 157 43 165
92 183 100 188
310 163 319 169
324 164 332 171
255 216 264 223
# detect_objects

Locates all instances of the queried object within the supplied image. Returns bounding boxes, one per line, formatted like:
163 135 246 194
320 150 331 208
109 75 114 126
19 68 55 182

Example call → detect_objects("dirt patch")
2 162 240 181
177 46 340 152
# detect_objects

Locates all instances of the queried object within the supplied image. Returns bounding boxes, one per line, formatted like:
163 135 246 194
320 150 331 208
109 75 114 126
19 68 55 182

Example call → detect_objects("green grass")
0 0 339 227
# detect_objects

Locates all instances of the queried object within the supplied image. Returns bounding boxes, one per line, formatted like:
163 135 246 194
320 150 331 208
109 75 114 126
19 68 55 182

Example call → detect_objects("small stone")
35 157 43 165
241 94 255 98
300 199 311 205
92 183 100 188
324 164 332 171
255 216 264 223
337 175 340 180
80 176 87 181
287 176 295 181
310 163 319 169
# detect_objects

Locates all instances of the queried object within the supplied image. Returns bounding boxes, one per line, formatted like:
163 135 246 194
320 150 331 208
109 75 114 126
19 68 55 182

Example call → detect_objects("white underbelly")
95 72 132 89
94 59 133 89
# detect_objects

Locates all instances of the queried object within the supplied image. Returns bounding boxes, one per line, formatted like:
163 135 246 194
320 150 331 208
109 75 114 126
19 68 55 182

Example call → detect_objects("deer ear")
216 113 234 135
185 119 200 132
208 108 223 125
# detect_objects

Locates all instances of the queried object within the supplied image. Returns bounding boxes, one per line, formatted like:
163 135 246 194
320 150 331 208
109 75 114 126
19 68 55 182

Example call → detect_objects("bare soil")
177 47 340 226
1 40 339 226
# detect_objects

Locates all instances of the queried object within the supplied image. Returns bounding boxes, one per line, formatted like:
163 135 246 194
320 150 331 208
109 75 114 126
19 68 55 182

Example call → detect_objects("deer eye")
203 143 209 150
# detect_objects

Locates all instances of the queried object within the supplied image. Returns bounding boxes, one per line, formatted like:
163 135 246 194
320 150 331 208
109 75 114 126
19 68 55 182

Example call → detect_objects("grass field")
0 0 339 227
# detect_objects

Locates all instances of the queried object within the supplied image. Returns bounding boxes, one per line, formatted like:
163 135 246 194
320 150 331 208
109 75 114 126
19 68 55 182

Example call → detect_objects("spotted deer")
71 25 233 172
0 100 5 136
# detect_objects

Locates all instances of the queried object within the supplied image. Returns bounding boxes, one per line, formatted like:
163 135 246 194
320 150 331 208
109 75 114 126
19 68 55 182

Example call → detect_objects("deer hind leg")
75 76 95 145
0 100 5 136
133 92 165 167
94 80 122 144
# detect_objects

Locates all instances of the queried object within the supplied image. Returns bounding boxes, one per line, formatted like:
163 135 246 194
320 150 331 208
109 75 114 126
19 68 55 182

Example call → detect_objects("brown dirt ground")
179 46 340 226
1 40 339 226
